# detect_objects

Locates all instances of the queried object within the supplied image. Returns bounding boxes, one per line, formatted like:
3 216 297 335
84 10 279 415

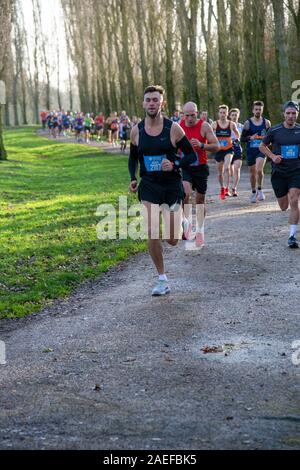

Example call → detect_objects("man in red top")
40 110 48 129
180 102 219 247
95 112 104 142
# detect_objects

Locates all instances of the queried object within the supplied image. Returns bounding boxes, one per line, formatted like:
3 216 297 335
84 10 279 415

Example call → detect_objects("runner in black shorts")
229 108 244 196
241 101 271 203
129 85 197 296
212 105 240 199
179 101 219 247
259 101 300 248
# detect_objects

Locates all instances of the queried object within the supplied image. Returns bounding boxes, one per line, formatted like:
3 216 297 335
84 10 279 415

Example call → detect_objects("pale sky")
21 0 71 90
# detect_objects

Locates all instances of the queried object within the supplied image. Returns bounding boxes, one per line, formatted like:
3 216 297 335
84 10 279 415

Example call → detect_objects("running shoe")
250 192 257 203
288 235 299 249
257 189 265 201
152 280 171 296
225 187 232 197
232 188 238 197
220 187 226 200
195 231 205 248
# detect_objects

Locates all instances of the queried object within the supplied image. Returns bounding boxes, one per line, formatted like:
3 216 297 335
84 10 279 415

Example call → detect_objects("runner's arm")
259 128 281 163
240 120 251 142
172 123 197 168
128 127 139 182
231 121 240 141
202 122 220 152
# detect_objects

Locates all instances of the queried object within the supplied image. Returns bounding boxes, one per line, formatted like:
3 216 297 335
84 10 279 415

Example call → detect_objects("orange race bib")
218 136 232 151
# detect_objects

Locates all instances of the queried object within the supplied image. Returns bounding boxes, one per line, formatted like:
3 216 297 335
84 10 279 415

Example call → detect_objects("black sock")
258 186 261 191
252 189 256 193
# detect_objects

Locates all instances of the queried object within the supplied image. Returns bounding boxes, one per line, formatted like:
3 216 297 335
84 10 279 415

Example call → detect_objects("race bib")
281 145 299 159
219 138 231 149
250 140 262 148
143 155 166 172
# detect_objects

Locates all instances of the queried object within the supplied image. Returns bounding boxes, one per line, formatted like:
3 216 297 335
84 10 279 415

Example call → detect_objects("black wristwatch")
200 142 205 149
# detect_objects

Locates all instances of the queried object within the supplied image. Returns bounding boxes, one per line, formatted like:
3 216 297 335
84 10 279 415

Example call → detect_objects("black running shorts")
182 164 209 195
271 168 300 198
138 177 185 207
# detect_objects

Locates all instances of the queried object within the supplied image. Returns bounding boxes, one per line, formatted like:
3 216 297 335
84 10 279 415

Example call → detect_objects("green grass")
0 126 146 319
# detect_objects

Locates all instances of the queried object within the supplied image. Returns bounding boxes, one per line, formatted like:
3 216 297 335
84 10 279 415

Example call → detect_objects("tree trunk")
0 0 13 159
119 0 135 115
217 0 231 105
165 0 176 115
229 0 243 109
135 0 148 93
201 0 215 116
177 0 199 104
0 105 7 160
32 0 40 123
272 0 291 103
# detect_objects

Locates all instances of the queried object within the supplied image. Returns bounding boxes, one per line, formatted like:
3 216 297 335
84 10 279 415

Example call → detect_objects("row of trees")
62 0 300 120
1 0 300 161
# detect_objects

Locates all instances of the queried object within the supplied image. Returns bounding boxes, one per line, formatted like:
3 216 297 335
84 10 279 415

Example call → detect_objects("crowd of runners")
40 89 300 296
39 102 273 201
127 85 300 295
39 110 141 152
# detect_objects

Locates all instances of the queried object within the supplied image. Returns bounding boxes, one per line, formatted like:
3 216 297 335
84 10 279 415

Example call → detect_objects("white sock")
183 216 190 227
290 225 298 237
159 274 168 282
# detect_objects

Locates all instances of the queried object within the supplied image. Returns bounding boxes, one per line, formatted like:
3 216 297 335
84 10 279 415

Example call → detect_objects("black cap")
283 100 299 112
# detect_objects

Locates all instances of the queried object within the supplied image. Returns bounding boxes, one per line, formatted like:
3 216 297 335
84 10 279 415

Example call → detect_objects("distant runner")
241 101 271 203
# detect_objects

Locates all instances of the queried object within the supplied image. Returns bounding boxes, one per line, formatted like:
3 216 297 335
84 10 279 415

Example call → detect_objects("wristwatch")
200 142 205 149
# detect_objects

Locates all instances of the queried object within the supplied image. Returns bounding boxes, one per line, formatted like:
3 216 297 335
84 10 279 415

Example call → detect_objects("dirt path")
0 133 299 449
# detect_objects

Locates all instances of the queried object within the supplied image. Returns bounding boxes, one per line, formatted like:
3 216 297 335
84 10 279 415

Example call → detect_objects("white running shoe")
257 190 265 201
151 280 170 296
250 192 257 203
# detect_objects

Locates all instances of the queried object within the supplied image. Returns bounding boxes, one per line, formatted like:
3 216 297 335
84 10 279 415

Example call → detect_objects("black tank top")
137 118 181 181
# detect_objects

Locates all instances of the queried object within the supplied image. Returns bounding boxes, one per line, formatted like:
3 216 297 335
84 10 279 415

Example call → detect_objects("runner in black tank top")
212 105 239 199
128 85 197 296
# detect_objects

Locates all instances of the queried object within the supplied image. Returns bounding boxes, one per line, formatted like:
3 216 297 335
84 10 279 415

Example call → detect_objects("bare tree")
201 0 215 116
272 0 291 103
177 0 199 104
0 0 14 159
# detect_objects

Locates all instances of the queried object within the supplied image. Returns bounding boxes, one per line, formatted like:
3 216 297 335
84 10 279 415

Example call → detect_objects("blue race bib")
143 155 166 172
219 139 229 148
281 145 299 159
250 140 262 148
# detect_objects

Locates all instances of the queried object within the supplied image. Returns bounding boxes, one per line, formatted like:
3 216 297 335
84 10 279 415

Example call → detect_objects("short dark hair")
283 100 299 112
253 101 264 108
144 85 165 96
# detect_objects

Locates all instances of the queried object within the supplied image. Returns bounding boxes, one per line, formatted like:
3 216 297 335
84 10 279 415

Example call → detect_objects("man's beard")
146 109 160 119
